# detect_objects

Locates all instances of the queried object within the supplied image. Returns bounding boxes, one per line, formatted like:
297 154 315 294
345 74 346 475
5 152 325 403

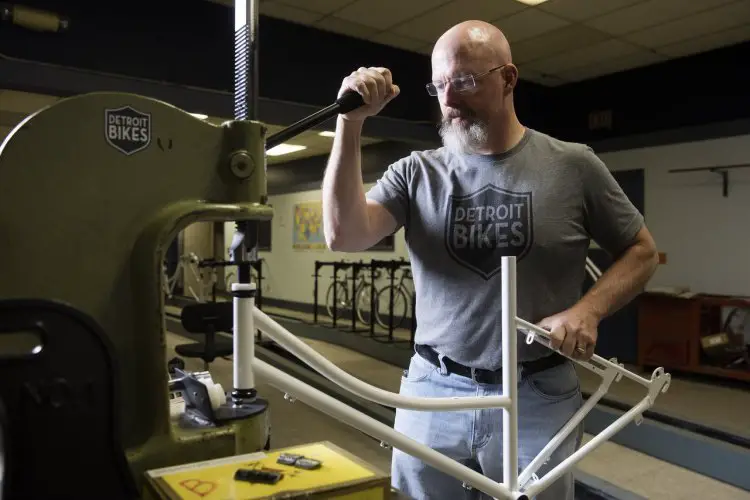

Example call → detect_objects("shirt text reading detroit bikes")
451 202 527 250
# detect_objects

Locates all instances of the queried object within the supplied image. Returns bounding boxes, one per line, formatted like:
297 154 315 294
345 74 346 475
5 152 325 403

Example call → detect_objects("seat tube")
501 256 519 493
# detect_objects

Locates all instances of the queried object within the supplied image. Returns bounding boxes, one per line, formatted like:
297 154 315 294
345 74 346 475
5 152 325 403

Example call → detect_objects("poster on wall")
293 201 326 250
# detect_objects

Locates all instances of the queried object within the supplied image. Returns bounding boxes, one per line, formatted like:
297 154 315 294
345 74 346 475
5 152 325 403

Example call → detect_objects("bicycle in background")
163 252 213 302
374 266 412 330
326 263 382 325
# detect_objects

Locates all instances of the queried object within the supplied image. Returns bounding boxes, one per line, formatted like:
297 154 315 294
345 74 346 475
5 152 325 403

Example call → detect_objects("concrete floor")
166 327 750 500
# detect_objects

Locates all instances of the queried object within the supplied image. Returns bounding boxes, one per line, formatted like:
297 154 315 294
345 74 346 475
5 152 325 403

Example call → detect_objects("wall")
222 132 750 310
598 133 750 297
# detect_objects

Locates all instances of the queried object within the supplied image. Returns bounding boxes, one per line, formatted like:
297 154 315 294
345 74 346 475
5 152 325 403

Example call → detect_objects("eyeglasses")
426 64 508 96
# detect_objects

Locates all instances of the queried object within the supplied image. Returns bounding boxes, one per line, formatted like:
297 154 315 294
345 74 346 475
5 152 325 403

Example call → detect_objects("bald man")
322 20 659 500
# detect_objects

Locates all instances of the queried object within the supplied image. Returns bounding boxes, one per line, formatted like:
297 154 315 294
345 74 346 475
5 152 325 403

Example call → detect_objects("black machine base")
175 369 267 426
214 398 269 422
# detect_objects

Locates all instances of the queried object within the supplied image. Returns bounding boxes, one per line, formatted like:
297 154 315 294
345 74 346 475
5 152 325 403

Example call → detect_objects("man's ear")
504 64 519 91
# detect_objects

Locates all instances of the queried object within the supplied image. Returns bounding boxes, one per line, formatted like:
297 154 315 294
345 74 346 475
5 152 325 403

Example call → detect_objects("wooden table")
637 292 750 382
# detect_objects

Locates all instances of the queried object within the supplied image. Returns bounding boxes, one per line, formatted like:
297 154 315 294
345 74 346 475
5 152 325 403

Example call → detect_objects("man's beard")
438 111 489 155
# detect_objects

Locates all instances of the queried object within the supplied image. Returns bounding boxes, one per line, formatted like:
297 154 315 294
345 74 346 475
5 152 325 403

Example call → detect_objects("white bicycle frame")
228 256 671 500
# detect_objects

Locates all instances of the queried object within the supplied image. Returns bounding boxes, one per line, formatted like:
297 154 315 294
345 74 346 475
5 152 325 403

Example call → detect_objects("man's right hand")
338 67 400 122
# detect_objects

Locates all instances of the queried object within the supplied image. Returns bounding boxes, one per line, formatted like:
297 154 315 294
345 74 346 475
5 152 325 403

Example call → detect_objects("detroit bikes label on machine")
104 105 152 156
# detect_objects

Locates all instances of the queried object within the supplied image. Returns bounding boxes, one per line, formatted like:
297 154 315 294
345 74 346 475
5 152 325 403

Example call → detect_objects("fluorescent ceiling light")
190 113 208 119
514 0 549 5
318 131 336 137
267 143 307 156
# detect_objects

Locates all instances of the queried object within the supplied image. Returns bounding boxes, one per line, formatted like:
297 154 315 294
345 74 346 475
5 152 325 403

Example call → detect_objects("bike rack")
348 260 372 334
313 259 413 340
369 259 412 343
312 260 342 325
314 260 374 332
331 261 352 328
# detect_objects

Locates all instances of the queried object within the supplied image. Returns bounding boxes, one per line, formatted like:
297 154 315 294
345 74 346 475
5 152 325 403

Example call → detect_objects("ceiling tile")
538 0 644 22
274 0 357 15
510 24 610 63
519 68 568 86
555 50 667 82
527 39 641 74
598 49 668 72
494 8 570 43
416 42 435 55
656 23 750 58
315 16 379 38
370 32 429 52
259 1 324 24
584 0 737 36
332 0 449 31
389 0 526 42
624 1 750 48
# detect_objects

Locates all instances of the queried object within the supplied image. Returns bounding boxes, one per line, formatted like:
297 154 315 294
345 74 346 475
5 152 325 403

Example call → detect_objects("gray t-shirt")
366 128 644 370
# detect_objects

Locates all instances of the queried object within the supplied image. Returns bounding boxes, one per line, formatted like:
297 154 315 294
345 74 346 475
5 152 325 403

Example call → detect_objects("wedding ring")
575 344 586 354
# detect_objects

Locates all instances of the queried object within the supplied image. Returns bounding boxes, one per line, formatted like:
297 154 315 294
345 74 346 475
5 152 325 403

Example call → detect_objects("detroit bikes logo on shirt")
444 184 534 280
104 106 152 155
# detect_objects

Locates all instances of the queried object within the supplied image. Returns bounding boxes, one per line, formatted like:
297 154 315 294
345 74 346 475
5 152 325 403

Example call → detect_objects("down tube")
252 359 527 500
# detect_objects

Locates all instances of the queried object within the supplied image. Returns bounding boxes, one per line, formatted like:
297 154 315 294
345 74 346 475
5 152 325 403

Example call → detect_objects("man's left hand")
537 305 600 361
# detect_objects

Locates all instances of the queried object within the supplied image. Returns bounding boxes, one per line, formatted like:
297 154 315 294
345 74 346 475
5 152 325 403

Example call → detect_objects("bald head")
433 20 512 68
430 21 521 155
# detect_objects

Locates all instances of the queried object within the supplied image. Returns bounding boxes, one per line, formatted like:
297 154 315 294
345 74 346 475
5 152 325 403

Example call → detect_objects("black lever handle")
266 90 366 151
334 90 366 114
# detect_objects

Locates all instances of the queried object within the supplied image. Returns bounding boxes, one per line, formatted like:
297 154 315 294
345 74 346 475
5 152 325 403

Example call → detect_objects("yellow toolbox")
144 441 392 499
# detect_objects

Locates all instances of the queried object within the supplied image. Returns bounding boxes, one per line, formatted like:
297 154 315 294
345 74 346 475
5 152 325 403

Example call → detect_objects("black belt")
415 344 566 385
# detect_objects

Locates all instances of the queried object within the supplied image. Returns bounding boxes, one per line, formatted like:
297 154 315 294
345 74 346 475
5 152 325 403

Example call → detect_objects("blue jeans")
391 352 584 500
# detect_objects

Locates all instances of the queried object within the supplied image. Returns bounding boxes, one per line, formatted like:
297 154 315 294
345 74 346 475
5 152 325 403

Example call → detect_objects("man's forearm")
321 116 369 248
578 236 659 321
